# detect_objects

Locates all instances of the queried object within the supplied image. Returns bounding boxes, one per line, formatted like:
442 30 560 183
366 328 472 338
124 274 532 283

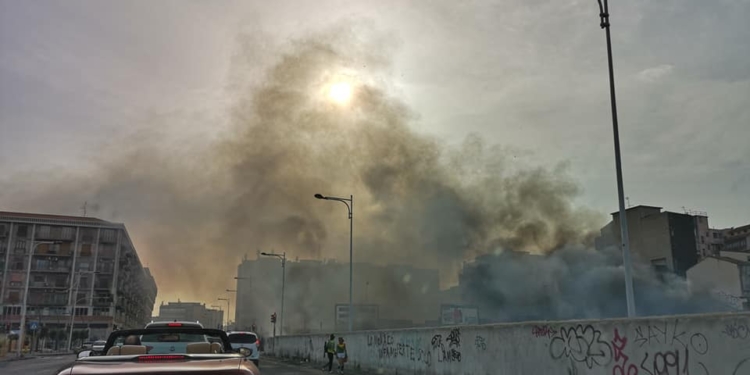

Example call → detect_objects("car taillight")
257 339 261 347
138 355 186 362
167 323 182 327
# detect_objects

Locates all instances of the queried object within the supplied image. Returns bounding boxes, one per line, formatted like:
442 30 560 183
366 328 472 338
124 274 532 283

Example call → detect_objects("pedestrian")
322 334 336 373
335 337 348 374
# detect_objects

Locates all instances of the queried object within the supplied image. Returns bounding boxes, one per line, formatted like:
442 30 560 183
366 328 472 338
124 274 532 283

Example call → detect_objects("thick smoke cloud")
0 25 722 321
460 246 727 323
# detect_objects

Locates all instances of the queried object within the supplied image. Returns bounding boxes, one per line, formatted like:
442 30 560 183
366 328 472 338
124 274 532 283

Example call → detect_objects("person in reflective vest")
322 334 336 373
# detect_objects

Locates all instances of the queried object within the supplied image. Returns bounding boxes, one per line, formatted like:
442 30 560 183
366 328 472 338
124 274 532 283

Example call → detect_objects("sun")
328 82 352 104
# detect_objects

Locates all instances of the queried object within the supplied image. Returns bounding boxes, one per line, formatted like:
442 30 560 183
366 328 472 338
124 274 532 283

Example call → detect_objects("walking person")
322 334 336 373
335 337 348 374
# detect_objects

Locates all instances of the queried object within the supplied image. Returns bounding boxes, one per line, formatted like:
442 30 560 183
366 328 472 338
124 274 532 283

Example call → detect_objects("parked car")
227 331 260 366
90 340 107 355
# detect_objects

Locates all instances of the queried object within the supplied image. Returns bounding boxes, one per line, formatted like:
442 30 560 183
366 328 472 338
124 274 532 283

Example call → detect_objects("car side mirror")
237 347 252 357
77 350 92 359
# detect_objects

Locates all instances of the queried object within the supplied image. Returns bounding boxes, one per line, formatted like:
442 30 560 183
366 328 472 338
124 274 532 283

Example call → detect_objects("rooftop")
610 205 663 216
0 210 113 224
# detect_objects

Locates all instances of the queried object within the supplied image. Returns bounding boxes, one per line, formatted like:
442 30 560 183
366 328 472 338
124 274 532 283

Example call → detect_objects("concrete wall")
270 312 750 375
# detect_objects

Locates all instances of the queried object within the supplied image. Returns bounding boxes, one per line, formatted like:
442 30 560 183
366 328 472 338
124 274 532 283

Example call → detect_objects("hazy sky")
1 1 748 227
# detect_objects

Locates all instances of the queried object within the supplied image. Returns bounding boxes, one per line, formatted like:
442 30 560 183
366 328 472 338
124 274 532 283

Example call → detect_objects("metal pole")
18 240 42 357
280 253 286 336
598 0 636 317
67 273 80 351
348 194 353 332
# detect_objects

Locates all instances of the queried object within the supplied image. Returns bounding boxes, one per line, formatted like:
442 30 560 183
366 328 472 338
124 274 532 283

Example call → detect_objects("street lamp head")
314 193 326 200
260 252 269 256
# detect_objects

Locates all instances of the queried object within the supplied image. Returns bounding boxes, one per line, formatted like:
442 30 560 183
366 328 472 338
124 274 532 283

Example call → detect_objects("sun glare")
328 82 352 104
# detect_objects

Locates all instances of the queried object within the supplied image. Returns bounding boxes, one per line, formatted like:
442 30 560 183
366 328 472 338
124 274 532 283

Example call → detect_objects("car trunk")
69 357 247 374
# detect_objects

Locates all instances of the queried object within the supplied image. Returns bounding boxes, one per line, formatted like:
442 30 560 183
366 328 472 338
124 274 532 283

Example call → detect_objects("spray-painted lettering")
722 320 750 340
549 325 613 369
634 320 687 349
611 328 638 375
447 328 461 348
367 333 394 347
475 335 487 351
533 325 558 338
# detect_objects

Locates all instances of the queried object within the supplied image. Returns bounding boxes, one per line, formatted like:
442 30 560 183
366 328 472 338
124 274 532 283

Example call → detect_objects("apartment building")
595 205 701 277
0 211 157 339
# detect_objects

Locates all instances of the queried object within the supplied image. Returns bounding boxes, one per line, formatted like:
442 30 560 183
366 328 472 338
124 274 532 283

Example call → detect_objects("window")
15 239 27 249
16 225 28 238
3 306 21 315
6 291 20 304
74 307 88 316
93 307 110 316
101 229 116 243
0 224 7 237
99 244 116 259
10 260 24 271
77 262 90 272
80 228 96 243
37 225 51 238
80 244 92 257
98 260 114 273
61 227 75 240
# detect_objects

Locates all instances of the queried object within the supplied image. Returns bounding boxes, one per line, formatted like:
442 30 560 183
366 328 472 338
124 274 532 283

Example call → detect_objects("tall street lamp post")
596 0 636 316
18 240 61 357
67 270 99 351
211 305 224 330
260 252 286 335
314 193 353 332
226 289 237 328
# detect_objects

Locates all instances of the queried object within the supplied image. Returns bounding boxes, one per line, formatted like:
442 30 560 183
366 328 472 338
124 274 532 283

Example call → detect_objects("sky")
1 1 748 308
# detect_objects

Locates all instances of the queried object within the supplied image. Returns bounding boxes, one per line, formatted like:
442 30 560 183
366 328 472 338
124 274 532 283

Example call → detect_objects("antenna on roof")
626 197 631 208
81 201 88 217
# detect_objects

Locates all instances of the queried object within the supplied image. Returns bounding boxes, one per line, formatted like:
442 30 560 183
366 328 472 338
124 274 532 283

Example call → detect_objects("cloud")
636 64 674 83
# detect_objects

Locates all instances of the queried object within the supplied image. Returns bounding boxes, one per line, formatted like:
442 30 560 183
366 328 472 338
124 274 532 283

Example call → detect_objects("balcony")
31 266 72 273
29 282 69 289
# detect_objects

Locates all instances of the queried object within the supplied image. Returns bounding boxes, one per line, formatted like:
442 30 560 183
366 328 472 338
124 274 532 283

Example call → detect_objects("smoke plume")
0 25 723 323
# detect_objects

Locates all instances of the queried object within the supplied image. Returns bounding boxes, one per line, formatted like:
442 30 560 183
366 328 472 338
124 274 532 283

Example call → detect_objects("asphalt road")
0 356 347 375
0 354 75 375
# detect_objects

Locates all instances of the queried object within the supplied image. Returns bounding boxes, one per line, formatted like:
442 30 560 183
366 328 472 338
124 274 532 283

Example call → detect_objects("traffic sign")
29 322 39 331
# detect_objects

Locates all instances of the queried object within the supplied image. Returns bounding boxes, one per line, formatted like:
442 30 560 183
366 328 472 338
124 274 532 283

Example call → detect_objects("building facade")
234 252 441 335
0 211 157 340
687 256 750 310
595 205 701 277
151 301 223 329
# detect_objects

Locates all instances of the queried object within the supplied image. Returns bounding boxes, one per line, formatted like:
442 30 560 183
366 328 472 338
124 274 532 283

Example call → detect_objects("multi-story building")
233 252 441 335
0 211 157 340
594 205 702 277
723 224 750 253
151 301 223 329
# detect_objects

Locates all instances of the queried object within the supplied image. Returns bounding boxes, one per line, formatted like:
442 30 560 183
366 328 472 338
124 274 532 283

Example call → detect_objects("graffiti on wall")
367 332 431 367
533 325 559 339
549 325 613 370
722 319 750 340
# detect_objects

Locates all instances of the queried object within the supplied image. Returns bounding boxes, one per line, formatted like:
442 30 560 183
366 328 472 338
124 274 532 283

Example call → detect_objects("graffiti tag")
549 325 613 369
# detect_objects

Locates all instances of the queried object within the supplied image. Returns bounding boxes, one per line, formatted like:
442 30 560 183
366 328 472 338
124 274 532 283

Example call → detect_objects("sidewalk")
0 351 71 362
265 354 379 375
